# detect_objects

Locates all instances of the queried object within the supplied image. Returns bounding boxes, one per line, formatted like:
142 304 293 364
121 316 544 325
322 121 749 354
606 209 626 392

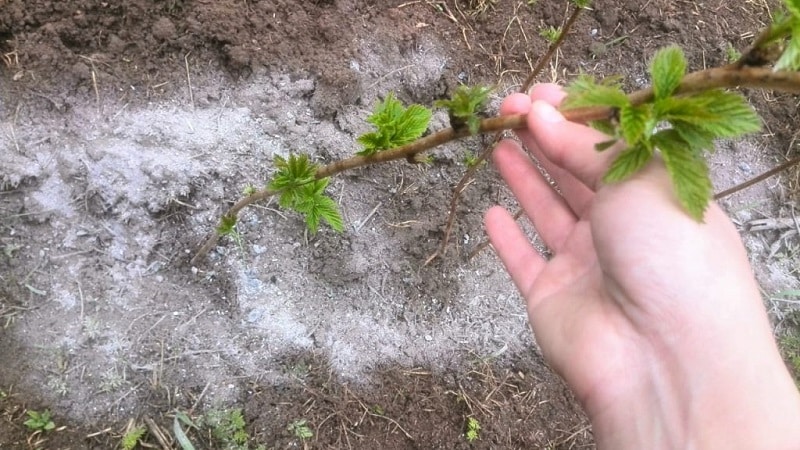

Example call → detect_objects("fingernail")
532 100 564 123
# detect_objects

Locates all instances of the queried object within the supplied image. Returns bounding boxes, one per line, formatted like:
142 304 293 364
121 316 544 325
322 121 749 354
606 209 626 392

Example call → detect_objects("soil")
0 0 798 449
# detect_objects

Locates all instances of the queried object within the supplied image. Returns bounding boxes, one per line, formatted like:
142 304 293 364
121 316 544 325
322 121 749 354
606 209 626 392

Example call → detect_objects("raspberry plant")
192 0 800 264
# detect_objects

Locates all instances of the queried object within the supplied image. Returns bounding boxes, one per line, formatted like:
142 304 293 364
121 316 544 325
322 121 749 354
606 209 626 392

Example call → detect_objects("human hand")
486 84 800 449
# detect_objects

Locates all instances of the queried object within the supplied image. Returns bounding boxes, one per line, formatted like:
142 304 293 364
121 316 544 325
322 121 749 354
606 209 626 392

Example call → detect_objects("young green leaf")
656 90 761 138
653 130 713 220
268 154 318 208
650 45 687 100
671 122 717 154
434 85 493 134
603 142 653 183
292 179 344 233
619 103 653 145
357 93 432 156
774 22 800 70
562 74 629 109
590 119 618 136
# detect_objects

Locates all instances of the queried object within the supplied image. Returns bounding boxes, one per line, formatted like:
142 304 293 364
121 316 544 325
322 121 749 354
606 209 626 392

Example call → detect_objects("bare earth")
1 1 798 448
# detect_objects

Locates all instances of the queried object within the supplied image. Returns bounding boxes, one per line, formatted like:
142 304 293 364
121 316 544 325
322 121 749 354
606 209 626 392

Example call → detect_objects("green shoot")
357 93 432 156
121 426 147 450
465 417 480 443
267 154 344 234
287 419 313 440
563 45 761 220
243 184 257 196
269 154 317 208
539 26 562 44
775 0 800 70
725 43 742 63
462 151 484 168
435 85 493 134
24 409 55 432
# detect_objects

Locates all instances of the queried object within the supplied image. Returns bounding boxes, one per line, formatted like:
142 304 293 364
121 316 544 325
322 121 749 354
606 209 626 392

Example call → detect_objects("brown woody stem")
191 66 800 265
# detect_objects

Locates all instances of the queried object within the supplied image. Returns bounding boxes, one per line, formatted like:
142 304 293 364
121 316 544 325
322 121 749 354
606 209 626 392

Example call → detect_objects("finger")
528 83 567 105
527 100 619 191
499 93 595 215
485 206 545 296
493 139 577 251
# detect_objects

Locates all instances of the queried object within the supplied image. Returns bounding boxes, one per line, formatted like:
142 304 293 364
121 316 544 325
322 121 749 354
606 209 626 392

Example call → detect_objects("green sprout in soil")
726 43 743 63
465 417 481 443
121 425 147 450
24 409 56 432
539 25 562 44
191 0 800 265
287 419 314 440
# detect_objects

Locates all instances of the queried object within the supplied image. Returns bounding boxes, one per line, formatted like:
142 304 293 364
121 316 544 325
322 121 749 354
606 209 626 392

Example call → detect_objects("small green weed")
121 425 147 450
24 409 55 432
539 26 562 44
287 419 313 440
462 151 484 169
465 417 481 443
204 408 265 450
725 43 742 63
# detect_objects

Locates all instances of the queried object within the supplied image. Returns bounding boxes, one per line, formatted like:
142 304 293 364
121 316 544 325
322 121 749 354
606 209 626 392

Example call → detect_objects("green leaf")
434 85 493 134
654 131 713 220
268 153 319 208
650 45 687 100
589 119 617 136
656 90 761 138
357 93 432 155
603 142 653 183
292 179 344 233
775 22 800 70
562 74 629 109
671 122 716 154
173 416 197 450
619 104 653 145
571 0 591 8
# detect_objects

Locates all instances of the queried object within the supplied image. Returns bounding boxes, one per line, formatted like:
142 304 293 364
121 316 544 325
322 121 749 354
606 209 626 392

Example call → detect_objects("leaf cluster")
465 417 481 443
563 45 761 219
287 419 314 440
357 93 432 156
24 409 55 432
434 85 493 134
267 154 344 234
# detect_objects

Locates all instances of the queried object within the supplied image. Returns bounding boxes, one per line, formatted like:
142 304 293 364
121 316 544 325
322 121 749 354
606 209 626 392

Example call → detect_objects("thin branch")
427 3 588 265
714 155 800 200
192 66 800 264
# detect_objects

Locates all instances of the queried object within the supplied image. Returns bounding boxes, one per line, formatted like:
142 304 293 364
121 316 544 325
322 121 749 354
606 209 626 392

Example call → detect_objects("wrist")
586 332 800 449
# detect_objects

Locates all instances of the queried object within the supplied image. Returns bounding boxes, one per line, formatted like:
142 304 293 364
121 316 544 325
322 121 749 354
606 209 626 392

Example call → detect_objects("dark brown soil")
1 0 797 449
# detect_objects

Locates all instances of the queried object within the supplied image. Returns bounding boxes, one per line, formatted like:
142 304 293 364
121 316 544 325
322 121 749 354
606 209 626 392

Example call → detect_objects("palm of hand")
485 85 764 418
